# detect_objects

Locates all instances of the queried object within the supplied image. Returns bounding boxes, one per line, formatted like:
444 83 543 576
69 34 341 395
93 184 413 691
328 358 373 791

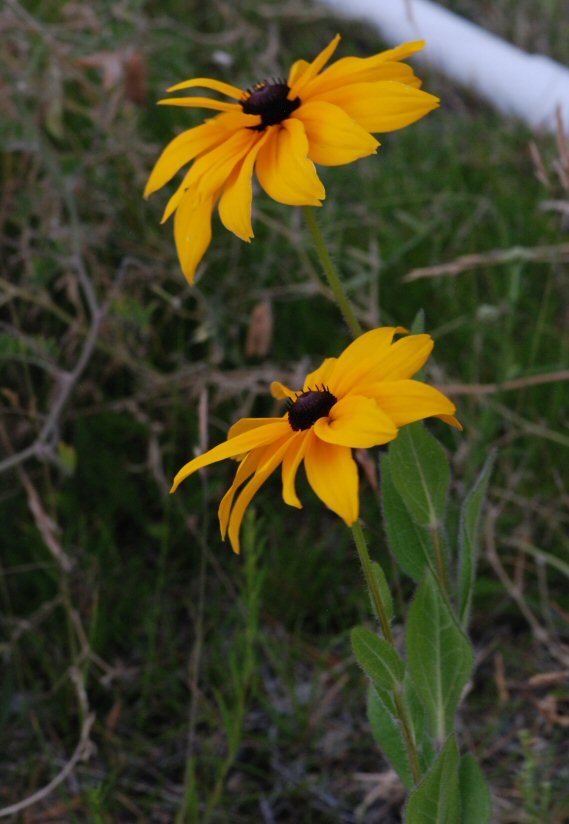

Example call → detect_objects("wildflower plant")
171 327 460 554
144 35 438 285
147 34 494 822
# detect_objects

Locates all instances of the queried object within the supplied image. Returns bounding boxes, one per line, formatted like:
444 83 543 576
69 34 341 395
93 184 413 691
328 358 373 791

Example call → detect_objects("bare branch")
404 242 569 282
437 369 569 396
0 667 95 819
0 257 133 476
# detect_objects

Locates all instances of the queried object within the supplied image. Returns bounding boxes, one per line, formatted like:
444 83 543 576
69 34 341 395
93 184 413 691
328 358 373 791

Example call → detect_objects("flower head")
145 36 439 283
171 327 460 553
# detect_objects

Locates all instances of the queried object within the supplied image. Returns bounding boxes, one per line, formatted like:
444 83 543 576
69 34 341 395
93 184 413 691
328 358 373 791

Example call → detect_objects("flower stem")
351 520 421 785
352 520 393 643
394 692 422 785
302 206 362 338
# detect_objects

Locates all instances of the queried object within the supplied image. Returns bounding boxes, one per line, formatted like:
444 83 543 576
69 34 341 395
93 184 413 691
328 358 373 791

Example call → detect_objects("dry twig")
404 243 569 282
0 667 95 819
485 505 569 668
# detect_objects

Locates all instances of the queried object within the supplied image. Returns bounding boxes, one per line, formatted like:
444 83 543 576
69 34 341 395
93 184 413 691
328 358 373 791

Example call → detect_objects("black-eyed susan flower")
171 327 460 553
145 36 439 283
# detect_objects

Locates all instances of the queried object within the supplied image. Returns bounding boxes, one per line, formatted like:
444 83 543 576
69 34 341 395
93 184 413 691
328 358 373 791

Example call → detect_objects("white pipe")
321 0 569 133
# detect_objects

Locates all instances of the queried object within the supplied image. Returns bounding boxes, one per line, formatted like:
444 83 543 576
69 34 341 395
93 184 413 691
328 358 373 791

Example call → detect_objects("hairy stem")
302 206 362 338
351 521 421 784
352 520 393 643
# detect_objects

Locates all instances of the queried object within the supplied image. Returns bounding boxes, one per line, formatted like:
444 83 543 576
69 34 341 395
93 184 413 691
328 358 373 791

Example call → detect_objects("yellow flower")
171 327 460 553
145 36 439 284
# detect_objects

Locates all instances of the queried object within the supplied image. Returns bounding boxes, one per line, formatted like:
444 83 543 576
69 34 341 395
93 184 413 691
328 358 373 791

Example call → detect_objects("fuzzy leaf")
352 626 404 691
389 423 450 528
458 451 495 628
410 309 426 335
459 754 492 824
380 453 432 581
370 560 394 623
404 674 436 773
367 685 414 789
405 734 460 823
406 574 473 743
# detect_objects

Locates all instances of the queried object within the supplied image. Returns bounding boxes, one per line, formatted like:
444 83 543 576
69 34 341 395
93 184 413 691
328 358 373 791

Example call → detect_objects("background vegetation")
1 0 568 820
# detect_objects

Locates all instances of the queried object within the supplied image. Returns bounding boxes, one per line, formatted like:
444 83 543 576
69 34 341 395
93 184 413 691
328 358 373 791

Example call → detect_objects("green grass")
1 0 569 820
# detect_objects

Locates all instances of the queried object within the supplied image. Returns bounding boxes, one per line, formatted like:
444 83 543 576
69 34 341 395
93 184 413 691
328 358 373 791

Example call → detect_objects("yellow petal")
437 414 463 431
256 119 325 206
289 34 342 98
166 77 244 98
304 432 359 525
314 395 397 447
294 100 378 166
271 381 297 400
319 81 439 133
272 432 309 509
303 357 338 391
157 96 240 112
305 60 420 98
160 128 259 224
281 432 309 508
288 58 310 87
301 40 425 98
173 190 216 283
160 166 193 224
144 120 227 198
328 327 407 397
156 112 262 223
218 449 263 538
365 380 457 427
176 187 227 280
227 417 286 439
227 436 292 554
371 334 434 381
327 40 426 82
218 131 269 241
214 111 263 130
182 128 260 200
374 40 426 63
171 420 290 492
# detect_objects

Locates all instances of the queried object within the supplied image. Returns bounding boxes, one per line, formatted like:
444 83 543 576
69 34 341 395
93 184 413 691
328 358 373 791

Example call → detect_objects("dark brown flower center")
287 388 337 431
241 81 301 131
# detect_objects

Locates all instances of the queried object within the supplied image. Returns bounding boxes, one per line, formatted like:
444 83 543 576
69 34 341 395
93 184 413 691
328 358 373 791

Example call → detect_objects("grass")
1 0 569 820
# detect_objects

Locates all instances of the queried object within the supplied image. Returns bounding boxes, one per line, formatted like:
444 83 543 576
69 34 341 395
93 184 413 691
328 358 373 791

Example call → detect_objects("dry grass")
1 0 568 821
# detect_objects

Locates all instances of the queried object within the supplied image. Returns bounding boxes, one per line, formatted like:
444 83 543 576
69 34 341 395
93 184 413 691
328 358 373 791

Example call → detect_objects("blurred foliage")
1 0 568 820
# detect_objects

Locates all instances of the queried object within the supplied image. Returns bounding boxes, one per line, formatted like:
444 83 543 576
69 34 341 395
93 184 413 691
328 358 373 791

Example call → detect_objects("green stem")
394 692 421 785
351 521 421 784
302 206 362 338
352 520 393 643
304 205 422 785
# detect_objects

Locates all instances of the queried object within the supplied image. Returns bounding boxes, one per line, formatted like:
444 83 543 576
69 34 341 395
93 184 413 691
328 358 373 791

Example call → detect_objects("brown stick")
436 370 569 396
404 243 569 282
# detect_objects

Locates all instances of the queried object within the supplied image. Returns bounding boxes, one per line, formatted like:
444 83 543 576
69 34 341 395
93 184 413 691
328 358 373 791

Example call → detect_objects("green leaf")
389 423 450 528
404 675 436 773
351 626 404 691
370 561 394 623
458 451 496 628
411 308 426 335
380 453 432 581
367 685 414 789
459 754 492 824
406 574 473 743
405 735 460 823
